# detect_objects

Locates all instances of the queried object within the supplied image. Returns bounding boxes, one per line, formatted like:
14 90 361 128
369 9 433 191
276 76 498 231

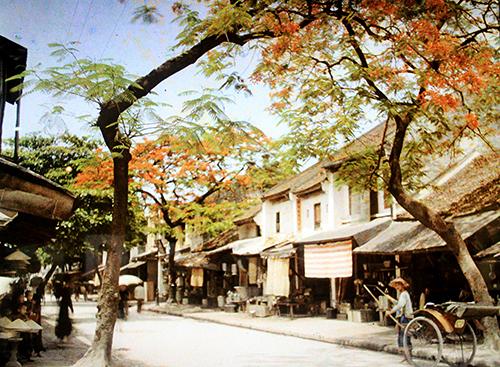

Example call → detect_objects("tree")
4 134 145 272
252 0 499 348
131 120 266 301
18 4 328 363
23 1 498 363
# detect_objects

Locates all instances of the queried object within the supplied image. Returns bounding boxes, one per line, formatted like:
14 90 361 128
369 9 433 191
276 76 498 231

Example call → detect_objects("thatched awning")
354 210 499 255
0 158 76 245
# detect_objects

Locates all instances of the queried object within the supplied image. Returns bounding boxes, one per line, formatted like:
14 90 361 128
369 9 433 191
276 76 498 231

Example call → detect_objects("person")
385 277 413 361
81 284 88 302
118 285 129 319
12 302 33 362
31 291 45 356
419 287 430 309
134 284 145 313
55 282 74 341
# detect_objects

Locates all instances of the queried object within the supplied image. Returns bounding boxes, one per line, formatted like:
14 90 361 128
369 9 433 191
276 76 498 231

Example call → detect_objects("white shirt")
391 290 413 318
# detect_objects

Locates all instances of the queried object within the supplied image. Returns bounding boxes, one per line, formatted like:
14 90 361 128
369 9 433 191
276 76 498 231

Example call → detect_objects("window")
314 203 321 229
275 212 281 233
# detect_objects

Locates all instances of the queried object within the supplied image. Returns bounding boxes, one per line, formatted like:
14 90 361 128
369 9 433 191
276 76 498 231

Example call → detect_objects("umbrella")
0 276 18 296
118 275 143 286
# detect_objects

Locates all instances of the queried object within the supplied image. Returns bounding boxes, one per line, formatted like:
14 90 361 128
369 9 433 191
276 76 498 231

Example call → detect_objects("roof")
261 242 296 259
398 154 499 220
132 249 157 261
294 218 391 246
232 236 268 256
354 210 499 255
0 35 27 104
0 158 76 245
262 122 391 200
120 261 146 272
174 251 209 268
234 203 262 225
201 228 238 251
263 160 326 200
475 242 500 259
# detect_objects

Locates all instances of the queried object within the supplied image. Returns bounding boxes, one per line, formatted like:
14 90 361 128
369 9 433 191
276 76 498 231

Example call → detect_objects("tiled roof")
263 122 391 199
398 153 499 219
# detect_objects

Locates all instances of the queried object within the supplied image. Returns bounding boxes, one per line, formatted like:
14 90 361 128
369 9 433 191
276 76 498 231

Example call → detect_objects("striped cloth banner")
304 240 352 278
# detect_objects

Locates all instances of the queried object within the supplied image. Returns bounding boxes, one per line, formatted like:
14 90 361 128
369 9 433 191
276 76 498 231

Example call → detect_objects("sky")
0 0 285 147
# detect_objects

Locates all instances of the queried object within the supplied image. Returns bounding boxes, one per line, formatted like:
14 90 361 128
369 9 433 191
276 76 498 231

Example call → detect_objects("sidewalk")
146 303 499 367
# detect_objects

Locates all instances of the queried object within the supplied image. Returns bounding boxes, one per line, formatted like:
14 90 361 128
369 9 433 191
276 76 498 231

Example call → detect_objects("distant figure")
134 285 145 313
118 285 129 319
81 285 88 302
55 283 73 341
419 287 430 309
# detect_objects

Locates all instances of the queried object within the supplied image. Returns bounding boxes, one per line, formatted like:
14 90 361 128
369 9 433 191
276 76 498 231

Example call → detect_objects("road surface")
42 301 406 367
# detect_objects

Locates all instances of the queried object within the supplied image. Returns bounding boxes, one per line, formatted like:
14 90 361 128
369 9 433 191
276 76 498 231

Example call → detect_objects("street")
39 301 406 367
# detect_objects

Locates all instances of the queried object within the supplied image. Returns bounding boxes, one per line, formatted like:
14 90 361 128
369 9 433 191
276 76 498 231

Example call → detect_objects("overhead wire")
65 0 80 44
99 0 129 60
76 0 95 45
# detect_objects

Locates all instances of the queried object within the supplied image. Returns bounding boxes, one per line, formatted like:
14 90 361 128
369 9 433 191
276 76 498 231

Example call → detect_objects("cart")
403 302 499 367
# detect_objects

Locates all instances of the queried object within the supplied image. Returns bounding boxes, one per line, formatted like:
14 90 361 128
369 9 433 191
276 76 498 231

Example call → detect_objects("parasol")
118 275 143 286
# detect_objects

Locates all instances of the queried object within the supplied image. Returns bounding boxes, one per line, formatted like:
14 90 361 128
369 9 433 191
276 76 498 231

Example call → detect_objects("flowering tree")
23 1 498 364
252 0 499 347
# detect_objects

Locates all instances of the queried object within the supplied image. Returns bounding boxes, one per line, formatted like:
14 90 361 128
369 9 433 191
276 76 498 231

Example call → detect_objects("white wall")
262 197 293 239
299 190 327 236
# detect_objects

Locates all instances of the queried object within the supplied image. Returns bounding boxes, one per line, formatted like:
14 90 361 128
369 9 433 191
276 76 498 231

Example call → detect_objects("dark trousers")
397 315 412 348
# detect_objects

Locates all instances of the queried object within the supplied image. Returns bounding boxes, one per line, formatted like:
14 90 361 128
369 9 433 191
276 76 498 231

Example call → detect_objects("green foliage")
8 134 146 267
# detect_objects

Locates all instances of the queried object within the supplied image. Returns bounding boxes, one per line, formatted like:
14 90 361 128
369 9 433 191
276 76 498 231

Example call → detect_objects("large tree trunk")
388 116 500 350
73 153 130 367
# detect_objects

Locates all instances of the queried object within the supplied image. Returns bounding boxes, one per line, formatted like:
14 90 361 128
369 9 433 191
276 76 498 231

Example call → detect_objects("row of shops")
156 209 499 321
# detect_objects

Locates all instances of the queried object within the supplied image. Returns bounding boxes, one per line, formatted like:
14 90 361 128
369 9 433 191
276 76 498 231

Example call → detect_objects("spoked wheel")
442 322 476 367
403 316 443 367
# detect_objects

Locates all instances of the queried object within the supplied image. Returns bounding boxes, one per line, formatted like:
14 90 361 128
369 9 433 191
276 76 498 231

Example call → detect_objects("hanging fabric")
248 257 258 284
264 257 290 296
304 240 352 278
190 267 204 287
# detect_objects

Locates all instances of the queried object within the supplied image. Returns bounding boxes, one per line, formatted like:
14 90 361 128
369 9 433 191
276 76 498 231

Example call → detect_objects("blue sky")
0 0 285 145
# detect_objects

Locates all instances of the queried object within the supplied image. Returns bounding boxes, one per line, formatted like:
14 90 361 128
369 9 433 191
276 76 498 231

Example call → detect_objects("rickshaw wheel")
442 322 476 367
403 316 443 367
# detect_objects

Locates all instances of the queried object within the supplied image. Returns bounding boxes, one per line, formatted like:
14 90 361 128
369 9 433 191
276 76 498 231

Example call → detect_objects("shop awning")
120 261 146 272
132 249 157 261
175 251 210 268
231 237 273 256
304 240 353 278
261 242 296 259
295 217 391 246
354 210 499 255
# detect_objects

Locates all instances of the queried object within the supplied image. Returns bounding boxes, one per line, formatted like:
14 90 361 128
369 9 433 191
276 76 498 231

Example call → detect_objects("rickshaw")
403 302 500 367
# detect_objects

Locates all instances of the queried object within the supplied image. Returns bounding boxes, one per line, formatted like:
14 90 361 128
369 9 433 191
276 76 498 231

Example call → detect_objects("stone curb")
146 307 496 367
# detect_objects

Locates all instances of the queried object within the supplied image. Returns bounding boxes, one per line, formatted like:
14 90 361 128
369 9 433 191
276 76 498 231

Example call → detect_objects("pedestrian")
118 285 129 320
55 282 74 342
134 284 145 313
385 277 413 361
31 291 46 356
